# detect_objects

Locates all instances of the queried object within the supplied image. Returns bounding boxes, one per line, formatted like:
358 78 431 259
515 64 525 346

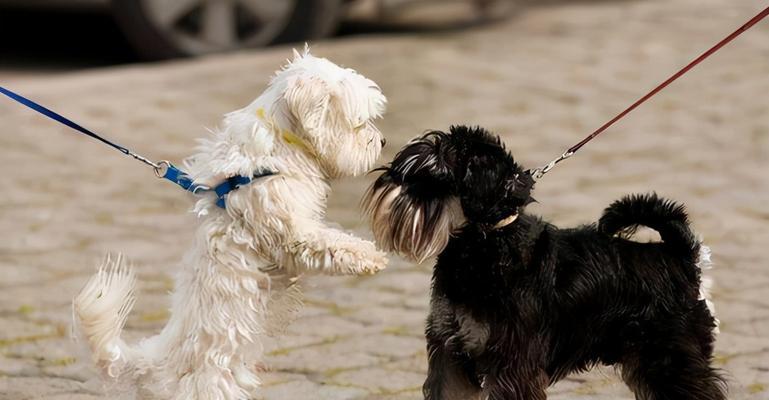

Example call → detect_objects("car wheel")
473 0 519 20
111 0 342 59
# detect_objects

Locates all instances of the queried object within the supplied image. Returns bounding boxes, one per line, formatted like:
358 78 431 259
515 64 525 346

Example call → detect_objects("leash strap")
0 86 160 170
530 5 769 180
155 161 205 192
0 86 274 208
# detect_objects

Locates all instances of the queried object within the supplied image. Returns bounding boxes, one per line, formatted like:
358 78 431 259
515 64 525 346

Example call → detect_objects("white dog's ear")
283 76 340 151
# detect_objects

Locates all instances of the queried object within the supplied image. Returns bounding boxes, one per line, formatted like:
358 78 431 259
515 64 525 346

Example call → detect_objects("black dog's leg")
623 349 725 400
622 305 726 400
423 295 481 400
481 364 548 400
423 337 481 400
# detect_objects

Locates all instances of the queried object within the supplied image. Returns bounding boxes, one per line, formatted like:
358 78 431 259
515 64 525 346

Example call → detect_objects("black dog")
363 126 724 400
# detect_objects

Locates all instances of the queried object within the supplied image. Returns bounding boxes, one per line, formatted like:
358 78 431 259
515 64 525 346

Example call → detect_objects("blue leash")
0 86 273 208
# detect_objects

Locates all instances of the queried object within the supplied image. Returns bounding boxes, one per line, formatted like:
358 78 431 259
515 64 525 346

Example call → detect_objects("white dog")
73 49 388 400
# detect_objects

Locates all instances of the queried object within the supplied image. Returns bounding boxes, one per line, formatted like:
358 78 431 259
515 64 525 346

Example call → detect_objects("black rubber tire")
273 0 342 44
110 0 342 60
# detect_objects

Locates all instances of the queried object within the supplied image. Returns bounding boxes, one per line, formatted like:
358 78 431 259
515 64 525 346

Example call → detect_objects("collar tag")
494 214 519 229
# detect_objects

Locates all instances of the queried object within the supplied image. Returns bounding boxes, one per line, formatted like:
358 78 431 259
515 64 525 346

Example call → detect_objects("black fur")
367 126 725 400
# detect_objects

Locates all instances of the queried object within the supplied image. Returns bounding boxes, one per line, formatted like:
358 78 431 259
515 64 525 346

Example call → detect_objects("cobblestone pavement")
1 0 768 398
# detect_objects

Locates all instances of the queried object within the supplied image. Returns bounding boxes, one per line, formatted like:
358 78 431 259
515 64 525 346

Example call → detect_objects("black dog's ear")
363 131 462 263
456 144 535 227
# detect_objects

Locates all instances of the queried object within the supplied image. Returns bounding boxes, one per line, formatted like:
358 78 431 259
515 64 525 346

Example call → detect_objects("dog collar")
255 107 316 156
281 129 315 155
494 213 519 229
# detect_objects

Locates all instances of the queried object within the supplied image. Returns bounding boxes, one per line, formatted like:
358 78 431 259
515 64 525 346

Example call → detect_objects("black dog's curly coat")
364 126 724 400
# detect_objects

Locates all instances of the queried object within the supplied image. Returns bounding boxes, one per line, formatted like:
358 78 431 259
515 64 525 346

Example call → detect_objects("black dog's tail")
599 193 699 258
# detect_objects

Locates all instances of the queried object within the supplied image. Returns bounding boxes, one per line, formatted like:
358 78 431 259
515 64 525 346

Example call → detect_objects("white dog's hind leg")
137 237 273 400
174 361 256 400
73 254 137 379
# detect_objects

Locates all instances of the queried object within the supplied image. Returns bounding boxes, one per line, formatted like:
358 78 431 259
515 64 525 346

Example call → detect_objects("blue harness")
0 86 274 208
160 161 274 208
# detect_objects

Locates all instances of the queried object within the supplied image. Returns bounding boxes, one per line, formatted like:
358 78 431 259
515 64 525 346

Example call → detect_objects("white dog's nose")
380 138 387 147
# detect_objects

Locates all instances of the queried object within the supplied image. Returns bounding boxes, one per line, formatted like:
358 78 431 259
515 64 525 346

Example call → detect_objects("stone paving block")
0 377 87 400
259 378 368 400
268 343 384 376
329 367 423 396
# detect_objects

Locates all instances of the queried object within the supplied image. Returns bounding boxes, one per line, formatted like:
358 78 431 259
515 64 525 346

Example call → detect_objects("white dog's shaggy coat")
73 50 388 400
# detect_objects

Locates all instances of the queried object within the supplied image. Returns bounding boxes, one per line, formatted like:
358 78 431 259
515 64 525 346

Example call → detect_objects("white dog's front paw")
333 241 388 276
357 248 388 275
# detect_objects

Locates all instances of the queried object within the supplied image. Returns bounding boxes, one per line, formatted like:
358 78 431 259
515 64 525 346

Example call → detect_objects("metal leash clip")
153 160 171 178
529 151 574 181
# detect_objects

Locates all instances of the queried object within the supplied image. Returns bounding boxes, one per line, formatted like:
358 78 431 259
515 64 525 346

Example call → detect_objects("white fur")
697 244 719 334
73 49 388 400
73 254 136 379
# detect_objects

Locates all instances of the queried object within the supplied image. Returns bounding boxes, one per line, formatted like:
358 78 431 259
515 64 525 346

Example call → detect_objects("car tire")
111 0 342 59
473 0 519 21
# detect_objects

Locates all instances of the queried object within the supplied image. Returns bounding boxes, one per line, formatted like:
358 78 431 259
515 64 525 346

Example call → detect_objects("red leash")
530 5 769 180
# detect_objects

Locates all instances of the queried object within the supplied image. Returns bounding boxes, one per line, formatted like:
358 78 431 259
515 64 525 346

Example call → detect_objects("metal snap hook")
154 160 171 178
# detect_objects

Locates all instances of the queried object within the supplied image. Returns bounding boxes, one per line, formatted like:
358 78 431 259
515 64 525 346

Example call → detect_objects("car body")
1 0 507 59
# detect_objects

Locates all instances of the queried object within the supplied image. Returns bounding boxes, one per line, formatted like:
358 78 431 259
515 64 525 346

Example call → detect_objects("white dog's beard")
327 131 383 177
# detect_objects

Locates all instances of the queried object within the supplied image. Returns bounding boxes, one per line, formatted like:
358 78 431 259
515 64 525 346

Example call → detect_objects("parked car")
111 0 344 59
4 0 512 59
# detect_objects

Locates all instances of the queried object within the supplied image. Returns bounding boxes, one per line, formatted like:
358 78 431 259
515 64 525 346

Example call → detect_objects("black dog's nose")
380 138 387 147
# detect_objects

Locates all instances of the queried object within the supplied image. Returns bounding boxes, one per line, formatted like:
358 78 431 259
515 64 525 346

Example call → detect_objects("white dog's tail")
73 254 137 379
